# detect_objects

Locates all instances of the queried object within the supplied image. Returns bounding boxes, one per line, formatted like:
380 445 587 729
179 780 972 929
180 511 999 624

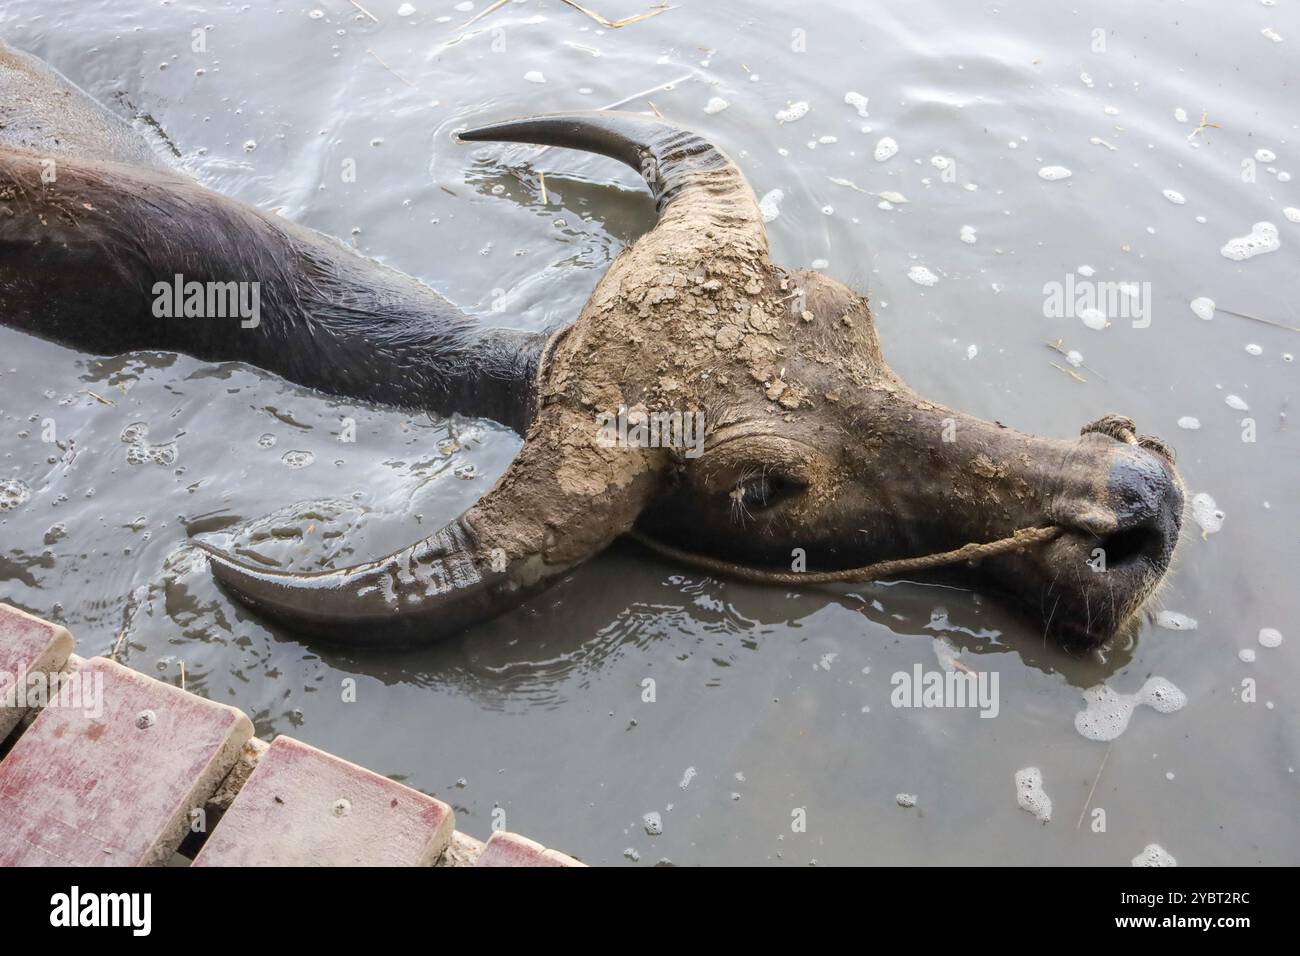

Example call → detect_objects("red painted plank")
0 657 253 866
476 830 584 867
0 604 75 738
192 735 454 866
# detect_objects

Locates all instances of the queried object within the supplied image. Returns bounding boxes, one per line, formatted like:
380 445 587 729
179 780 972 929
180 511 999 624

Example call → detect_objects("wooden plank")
476 830 585 867
192 735 454 866
435 830 486 867
0 656 253 866
0 603 75 739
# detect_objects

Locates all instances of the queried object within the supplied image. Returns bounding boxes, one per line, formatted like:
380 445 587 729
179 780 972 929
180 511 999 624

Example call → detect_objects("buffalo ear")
200 407 664 645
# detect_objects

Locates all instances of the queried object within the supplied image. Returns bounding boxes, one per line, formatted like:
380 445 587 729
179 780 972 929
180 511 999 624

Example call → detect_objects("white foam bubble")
1132 843 1178 867
1080 308 1108 330
758 189 785 223
1246 343 1263 356
960 225 977 244
908 265 939 286
874 137 899 162
1284 207 1300 223
397 2 416 15
1225 394 1249 411
896 792 917 808
1189 297 1216 320
524 71 546 84
775 101 809 124
1156 611 1198 631
1162 189 1186 204
1174 107 1189 123
1220 221 1280 260
844 91 869 117
1261 27 1284 42
1259 627 1283 648
966 344 978 360
1177 416 1201 430
1255 148 1278 162
1074 678 1187 742
1038 165 1073 181
1190 492 1224 534
703 96 728 114
1077 265 1096 277
0 478 32 511
1239 648 1257 663
1014 768 1052 823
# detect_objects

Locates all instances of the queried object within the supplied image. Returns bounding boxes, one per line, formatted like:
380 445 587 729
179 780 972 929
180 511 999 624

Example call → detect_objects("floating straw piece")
560 1 674 29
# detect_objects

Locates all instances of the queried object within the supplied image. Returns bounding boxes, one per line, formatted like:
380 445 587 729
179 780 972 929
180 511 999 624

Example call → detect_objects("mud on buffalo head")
202 112 1184 649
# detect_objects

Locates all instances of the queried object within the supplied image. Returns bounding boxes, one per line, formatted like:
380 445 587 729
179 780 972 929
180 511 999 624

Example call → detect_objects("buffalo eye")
731 473 804 512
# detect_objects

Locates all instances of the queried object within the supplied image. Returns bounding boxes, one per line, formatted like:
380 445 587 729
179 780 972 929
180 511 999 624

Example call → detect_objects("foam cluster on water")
844 91 869 117
775 101 809 124
1014 767 1052 823
1156 611 1198 630
1191 492 1224 534
1220 222 1280 260
1258 627 1283 648
1074 678 1187 742
1038 165 1072 181
758 189 784 223
874 137 898 162
0 478 32 511
1132 843 1178 867
1189 297 1216 320
908 265 939 286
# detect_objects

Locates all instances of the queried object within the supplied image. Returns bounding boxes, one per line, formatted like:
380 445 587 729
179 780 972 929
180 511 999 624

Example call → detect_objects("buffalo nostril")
1098 524 1164 568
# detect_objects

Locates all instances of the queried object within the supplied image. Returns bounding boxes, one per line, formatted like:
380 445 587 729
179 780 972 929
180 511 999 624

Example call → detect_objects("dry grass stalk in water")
539 171 549 205
1186 110 1221 142
458 0 510 30
80 387 115 406
1045 338 1105 381
1050 361 1087 384
349 0 379 22
1217 307 1300 335
560 0 674 29
1076 742 1112 829
366 48 417 88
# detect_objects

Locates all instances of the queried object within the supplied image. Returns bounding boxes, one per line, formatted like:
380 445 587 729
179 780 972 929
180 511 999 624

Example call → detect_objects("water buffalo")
0 41 1184 649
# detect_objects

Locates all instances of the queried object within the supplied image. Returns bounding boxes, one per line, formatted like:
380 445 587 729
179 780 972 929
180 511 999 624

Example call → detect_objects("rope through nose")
627 525 1064 586
1081 413 1176 465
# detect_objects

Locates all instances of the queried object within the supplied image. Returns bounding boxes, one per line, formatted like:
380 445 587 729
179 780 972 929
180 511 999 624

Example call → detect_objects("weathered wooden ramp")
0 604 583 867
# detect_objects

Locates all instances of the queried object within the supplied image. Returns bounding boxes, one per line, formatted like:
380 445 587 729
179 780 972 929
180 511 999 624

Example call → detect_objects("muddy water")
1 0 1296 865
